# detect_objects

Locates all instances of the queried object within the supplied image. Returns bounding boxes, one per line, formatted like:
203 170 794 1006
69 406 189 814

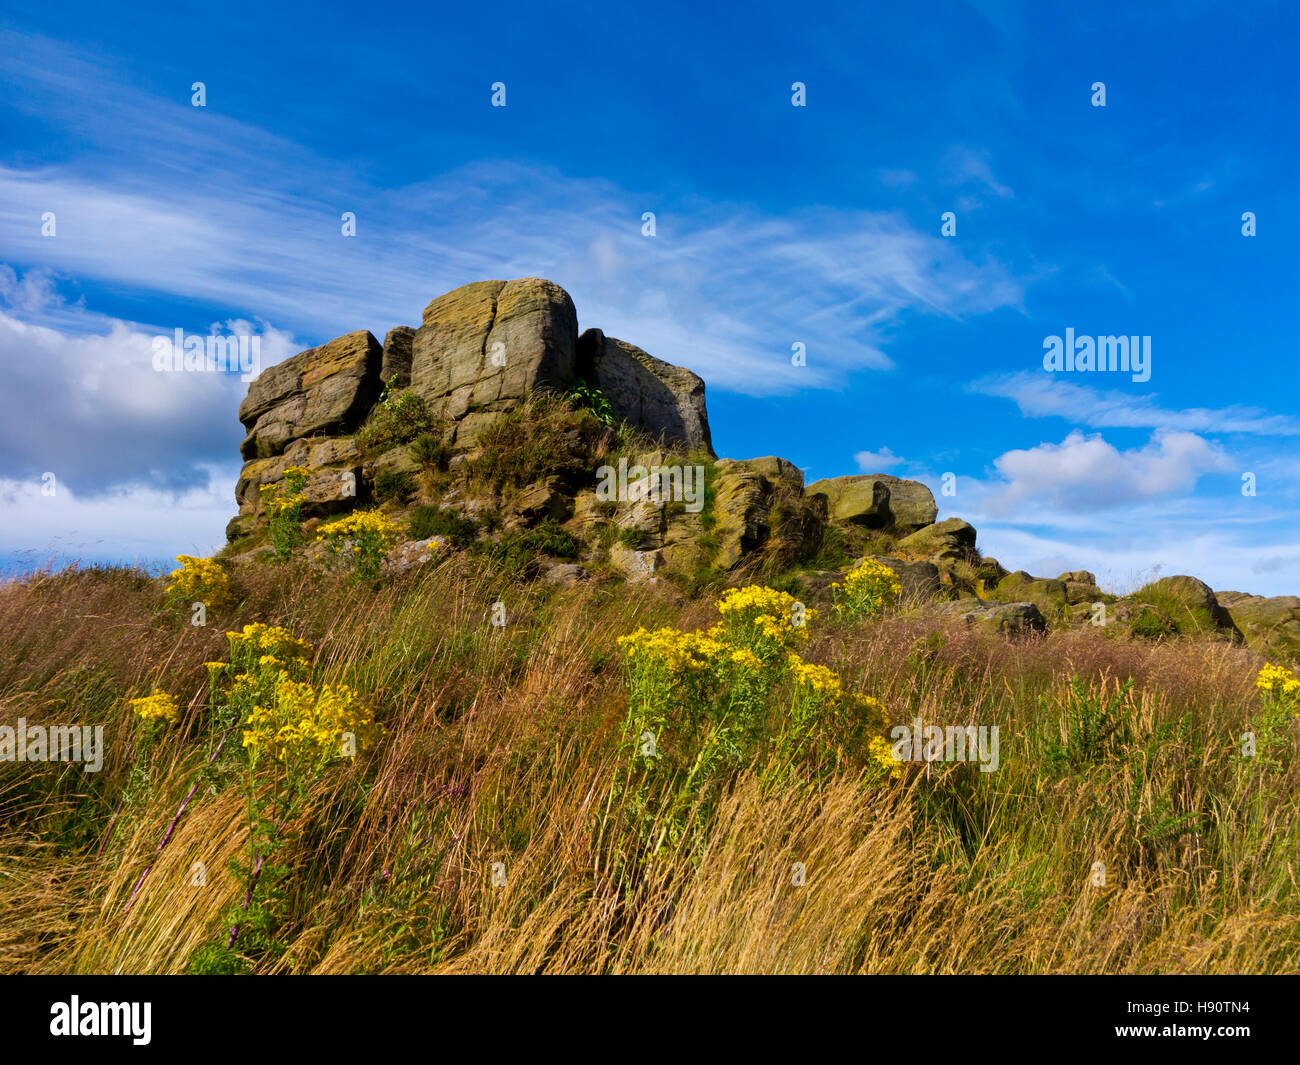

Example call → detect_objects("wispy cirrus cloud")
0 30 1028 400
972 371 1300 437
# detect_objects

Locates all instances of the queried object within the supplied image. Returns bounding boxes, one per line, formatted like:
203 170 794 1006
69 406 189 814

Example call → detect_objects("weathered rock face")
936 599 1047 636
806 474 937 532
408 278 578 446
380 326 415 389
898 517 977 561
1130 575 1241 640
237 331 383 460
576 328 714 455
869 556 941 602
1216 591 1300 659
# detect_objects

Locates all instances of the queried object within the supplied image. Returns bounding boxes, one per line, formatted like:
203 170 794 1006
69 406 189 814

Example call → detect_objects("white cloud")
0 474 233 569
974 372 1300 437
854 447 904 471
0 279 294 494
983 429 1233 514
0 157 1026 397
942 146 1014 207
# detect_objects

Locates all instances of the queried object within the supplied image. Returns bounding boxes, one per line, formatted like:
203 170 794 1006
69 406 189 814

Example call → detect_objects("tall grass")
1 556 1296 973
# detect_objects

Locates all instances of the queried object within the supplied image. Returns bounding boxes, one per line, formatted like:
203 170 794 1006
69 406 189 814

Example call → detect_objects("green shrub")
564 380 619 428
409 505 478 547
410 433 451 472
473 518 581 569
1046 677 1134 770
468 393 600 493
1130 608 1175 639
357 387 440 455
374 470 414 504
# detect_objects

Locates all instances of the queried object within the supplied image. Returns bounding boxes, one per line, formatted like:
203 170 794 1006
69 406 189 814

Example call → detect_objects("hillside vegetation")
2 548 1298 975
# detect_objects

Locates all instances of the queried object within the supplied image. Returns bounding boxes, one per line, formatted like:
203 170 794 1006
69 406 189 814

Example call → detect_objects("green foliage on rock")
357 386 440 456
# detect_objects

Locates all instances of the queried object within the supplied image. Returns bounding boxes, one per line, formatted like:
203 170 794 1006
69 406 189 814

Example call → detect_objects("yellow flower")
848 692 889 730
315 509 400 578
165 555 232 610
1257 663 1300 707
869 735 903 779
129 689 180 724
240 673 382 766
832 558 901 621
788 656 843 698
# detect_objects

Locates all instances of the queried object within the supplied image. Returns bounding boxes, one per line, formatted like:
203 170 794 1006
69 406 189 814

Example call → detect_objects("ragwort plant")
259 466 310 561
1249 663 1300 773
831 557 902 621
316 509 401 579
187 623 381 972
164 555 233 613
615 584 896 857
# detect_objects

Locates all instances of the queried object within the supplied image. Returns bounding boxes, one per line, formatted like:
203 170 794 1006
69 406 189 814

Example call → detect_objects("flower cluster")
242 673 380 769
868 735 903 779
259 466 310 515
617 627 724 677
1257 663 1300 710
832 557 902 622
316 509 401 579
225 623 313 672
129 689 180 725
616 582 894 822
788 656 843 698
165 555 233 611
260 466 311 560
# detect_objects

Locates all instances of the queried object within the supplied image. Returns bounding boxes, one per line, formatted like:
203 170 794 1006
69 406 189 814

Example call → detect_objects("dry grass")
1 554 1297 974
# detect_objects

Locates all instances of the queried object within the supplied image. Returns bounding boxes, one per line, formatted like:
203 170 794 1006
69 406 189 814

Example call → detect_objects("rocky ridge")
223 277 1299 662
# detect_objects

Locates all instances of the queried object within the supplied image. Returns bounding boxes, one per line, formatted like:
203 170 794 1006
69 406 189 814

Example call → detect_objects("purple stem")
124 732 228 912
226 851 268 948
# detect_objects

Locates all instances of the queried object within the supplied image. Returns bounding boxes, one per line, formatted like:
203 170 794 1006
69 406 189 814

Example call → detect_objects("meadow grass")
1 555 1297 974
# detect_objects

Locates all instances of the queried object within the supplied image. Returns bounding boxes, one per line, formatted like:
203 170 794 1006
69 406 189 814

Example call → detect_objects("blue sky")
0 0 1296 594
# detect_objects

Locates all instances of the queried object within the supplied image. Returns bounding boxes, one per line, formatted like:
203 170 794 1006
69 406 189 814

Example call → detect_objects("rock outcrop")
1124 575 1242 640
407 278 578 447
1217 592 1300 661
222 277 1291 648
237 330 383 460
806 474 937 532
380 326 415 389
935 599 1047 636
576 329 713 455
897 518 977 561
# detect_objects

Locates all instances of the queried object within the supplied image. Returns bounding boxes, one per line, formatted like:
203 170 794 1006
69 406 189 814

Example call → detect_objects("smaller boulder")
541 562 589 585
238 330 383 460
1217 591 1300 659
868 556 941 602
806 474 937 532
937 599 1047 636
504 478 572 530
897 518 977 561
384 537 446 575
1129 575 1241 639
